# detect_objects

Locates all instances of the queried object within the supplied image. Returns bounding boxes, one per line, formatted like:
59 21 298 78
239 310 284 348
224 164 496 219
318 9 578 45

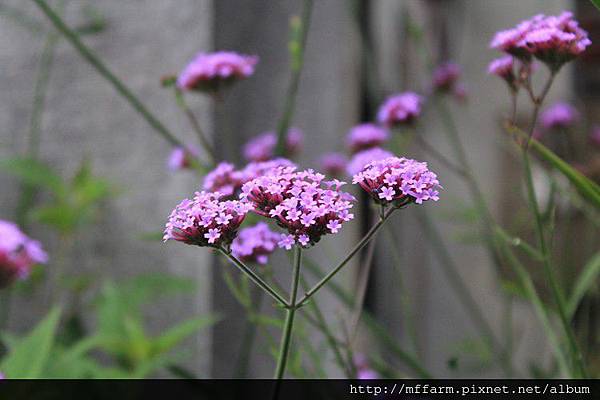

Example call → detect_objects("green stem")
520 73 587 378
32 0 187 149
174 89 217 165
274 0 313 155
274 247 302 379
219 249 288 307
297 207 394 307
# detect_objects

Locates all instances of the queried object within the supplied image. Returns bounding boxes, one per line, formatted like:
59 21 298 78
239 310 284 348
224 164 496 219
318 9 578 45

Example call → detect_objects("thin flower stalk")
174 89 216 165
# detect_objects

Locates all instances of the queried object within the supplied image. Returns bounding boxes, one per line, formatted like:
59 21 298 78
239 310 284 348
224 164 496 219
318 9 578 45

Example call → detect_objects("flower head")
353 157 441 206
377 92 423 127
163 191 251 248
432 62 462 92
346 147 394 176
346 123 389 153
488 56 517 89
491 12 591 70
203 159 296 199
177 51 258 92
0 220 47 289
167 146 199 171
241 167 355 248
231 222 280 265
243 128 304 162
541 102 579 130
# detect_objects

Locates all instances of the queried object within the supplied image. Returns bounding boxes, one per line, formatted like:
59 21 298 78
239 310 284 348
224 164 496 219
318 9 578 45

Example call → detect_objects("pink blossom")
377 92 423 127
167 146 199 171
491 12 591 70
353 156 441 206
163 191 251 248
540 102 579 130
242 128 304 162
177 51 258 92
241 166 355 248
488 56 517 90
432 62 461 92
0 220 47 289
346 147 394 177
231 222 280 264
346 123 389 153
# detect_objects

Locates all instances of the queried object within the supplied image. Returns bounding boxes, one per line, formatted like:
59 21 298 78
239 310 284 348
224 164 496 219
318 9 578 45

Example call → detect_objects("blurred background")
0 0 598 378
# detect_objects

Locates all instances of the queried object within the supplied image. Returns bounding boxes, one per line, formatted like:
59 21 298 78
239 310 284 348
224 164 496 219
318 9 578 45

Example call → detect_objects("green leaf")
0 157 65 196
152 315 220 355
591 0 600 12
567 252 600 319
525 135 600 209
30 203 80 233
0 307 61 378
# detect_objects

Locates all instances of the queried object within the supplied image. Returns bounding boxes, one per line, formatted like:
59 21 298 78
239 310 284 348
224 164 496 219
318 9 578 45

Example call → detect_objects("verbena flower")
346 147 393 176
452 83 468 102
346 123 389 153
432 62 461 93
354 354 379 380
541 102 579 130
318 152 348 177
377 92 423 127
202 159 295 198
0 220 47 289
243 128 303 162
168 146 199 171
488 56 517 90
241 167 355 248
163 191 251 248
231 222 280 264
491 12 591 71
177 51 258 92
352 157 441 206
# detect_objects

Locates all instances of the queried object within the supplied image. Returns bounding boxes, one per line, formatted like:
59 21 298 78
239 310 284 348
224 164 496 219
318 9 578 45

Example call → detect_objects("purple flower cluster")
346 147 394 177
202 159 295 198
377 92 423 127
241 166 355 249
177 51 258 92
346 123 389 153
540 102 579 130
354 354 379 380
168 146 199 171
490 12 591 71
318 152 348 177
163 191 252 248
0 220 47 289
242 128 303 162
352 157 441 206
488 56 517 89
231 222 280 265
432 62 461 92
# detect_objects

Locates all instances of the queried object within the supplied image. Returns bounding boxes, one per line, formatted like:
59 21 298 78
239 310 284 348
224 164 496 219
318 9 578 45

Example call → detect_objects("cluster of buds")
431 62 467 101
231 222 280 265
377 92 423 128
352 157 441 207
490 11 591 72
242 128 303 162
202 158 295 198
163 191 252 248
346 123 389 154
0 220 47 289
167 145 199 171
177 51 258 92
241 166 355 249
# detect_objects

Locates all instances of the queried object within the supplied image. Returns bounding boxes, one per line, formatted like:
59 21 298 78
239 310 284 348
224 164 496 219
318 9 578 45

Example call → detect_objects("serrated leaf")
0 307 61 378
